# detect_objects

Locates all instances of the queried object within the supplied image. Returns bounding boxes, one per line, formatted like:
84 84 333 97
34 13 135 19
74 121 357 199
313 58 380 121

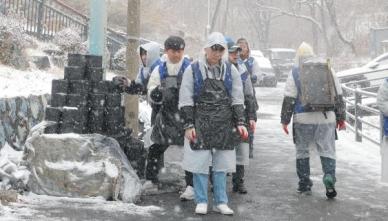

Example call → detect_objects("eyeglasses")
210 44 225 52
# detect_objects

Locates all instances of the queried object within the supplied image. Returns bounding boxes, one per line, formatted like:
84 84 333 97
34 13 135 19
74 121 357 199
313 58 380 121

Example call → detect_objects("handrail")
341 72 381 146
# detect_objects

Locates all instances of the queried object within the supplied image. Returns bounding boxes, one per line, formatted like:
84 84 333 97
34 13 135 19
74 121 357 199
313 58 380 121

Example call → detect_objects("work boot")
296 158 312 194
321 157 337 199
323 174 337 199
232 165 247 194
232 181 248 194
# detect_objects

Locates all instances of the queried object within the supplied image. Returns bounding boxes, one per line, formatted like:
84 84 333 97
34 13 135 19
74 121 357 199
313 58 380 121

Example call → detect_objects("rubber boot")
321 156 337 199
296 158 312 194
232 165 247 194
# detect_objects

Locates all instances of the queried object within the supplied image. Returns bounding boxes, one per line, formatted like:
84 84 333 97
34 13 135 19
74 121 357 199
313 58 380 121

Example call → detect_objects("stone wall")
0 94 50 150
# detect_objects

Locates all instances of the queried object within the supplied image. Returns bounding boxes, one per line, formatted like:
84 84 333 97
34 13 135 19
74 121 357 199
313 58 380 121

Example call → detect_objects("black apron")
191 68 239 150
151 76 184 146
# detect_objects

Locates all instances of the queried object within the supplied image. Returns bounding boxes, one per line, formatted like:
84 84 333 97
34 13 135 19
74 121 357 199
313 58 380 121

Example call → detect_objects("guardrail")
341 75 384 146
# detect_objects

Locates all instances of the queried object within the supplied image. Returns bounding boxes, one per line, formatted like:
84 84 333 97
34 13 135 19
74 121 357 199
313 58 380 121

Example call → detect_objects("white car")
337 53 388 88
251 51 277 87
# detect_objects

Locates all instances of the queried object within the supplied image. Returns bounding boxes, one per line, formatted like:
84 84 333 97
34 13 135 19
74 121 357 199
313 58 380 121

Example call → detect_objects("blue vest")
292 66 305 113
239 57 254 75
140 58 162 86
159 57 191 82
191 61 233 101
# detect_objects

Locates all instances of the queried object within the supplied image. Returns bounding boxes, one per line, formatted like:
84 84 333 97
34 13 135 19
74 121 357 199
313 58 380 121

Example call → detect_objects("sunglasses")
210 44 225 52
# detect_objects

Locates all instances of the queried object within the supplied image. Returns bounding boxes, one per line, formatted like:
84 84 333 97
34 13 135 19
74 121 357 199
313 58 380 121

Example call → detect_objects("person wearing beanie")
143 36 192 190
236 38 259 159
179 32 248 215
225 36 257 194
280 42 346 199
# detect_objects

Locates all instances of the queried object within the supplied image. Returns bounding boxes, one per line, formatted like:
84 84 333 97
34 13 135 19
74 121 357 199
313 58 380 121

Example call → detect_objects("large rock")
24 122 142 203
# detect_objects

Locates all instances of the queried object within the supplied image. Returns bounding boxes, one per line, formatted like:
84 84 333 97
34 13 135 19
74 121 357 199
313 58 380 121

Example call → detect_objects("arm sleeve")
147 66 161 102
230 65 245 106
178 65 195 108
377 80 388 116
230 65 246 124
243 74 257 121
280 96 296 125
283 70 298 98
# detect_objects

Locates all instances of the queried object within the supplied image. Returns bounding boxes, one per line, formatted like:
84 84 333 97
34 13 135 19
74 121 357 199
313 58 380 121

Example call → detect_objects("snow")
0 65 62 98
0 193 163 221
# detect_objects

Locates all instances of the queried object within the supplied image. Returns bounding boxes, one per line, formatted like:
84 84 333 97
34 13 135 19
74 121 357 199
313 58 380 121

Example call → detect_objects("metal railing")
0 0 128 67
0 0 88 40
341 74 385 146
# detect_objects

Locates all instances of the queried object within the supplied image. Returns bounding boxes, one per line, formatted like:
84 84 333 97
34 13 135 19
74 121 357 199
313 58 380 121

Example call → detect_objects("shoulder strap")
224 62 233 97
158 61 168 80
191 61 203 101
292 66 304 113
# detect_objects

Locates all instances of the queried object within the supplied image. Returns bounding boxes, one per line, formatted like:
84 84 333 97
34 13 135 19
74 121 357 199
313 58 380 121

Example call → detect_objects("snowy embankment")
0 65 62 98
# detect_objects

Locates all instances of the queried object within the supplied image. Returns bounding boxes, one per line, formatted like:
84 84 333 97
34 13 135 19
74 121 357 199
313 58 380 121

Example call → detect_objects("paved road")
5 84 388 220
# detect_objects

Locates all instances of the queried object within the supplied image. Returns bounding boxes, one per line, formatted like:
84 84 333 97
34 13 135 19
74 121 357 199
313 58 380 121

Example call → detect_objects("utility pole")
126 0 140 136
89 0 107 58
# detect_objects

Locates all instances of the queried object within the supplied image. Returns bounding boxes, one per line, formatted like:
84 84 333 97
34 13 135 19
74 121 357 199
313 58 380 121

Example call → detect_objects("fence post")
354 86 362 142
37 0 45 39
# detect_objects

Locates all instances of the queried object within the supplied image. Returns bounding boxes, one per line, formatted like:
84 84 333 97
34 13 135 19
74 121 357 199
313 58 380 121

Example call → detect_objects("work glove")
149 86 163 104
282 123 289 135
336 120 346 131
112 76 130 92
185 127 197 143
249 120 256 133
237 125 249 141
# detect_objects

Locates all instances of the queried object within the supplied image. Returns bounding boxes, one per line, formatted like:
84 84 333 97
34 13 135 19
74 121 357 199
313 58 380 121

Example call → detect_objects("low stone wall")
0 94 50 150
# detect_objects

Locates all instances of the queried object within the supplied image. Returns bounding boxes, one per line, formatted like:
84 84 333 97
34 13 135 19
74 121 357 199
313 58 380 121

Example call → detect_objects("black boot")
232 165 248 194
296 158 312 195
321 157 337 199
145 144 168 184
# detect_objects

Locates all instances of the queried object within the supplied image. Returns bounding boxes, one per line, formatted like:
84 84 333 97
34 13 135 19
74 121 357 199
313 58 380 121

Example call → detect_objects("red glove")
282 124 289 135
237 125 249 141
185 128 197 143
336 120 346 131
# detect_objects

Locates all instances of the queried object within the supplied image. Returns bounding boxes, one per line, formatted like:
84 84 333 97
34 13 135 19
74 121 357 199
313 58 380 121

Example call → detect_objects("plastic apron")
151 75 184 146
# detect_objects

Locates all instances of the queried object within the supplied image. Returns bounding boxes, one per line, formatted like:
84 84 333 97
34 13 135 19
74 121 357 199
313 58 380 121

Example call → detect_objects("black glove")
280 96 296 125
334 95 346 121
180 106 194 129
150 86 163 104
245 94 258 121
232 104 246 126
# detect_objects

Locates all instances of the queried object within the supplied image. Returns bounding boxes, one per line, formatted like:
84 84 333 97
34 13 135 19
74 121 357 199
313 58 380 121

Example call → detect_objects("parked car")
337 52 388 88
251 50 277 87
264 48 295 82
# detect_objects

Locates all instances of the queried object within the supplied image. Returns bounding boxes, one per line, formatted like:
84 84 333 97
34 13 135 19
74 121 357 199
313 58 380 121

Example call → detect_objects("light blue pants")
193 172 228 205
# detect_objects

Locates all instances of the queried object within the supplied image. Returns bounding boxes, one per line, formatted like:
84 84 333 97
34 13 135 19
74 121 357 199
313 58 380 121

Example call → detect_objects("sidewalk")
3 84 388 220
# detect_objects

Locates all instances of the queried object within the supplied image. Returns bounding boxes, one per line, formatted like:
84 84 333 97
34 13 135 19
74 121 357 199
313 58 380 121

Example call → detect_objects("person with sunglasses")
179 32 248 215
225 36 257 194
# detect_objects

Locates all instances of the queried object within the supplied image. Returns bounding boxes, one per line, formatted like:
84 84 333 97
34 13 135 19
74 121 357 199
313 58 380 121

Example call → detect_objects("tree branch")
255 3 323 32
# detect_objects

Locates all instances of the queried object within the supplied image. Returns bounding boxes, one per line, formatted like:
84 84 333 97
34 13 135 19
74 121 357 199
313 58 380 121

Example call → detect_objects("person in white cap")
179 32 248 215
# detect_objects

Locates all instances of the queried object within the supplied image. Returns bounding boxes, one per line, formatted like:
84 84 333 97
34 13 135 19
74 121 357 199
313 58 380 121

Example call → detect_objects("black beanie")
164 36 185 50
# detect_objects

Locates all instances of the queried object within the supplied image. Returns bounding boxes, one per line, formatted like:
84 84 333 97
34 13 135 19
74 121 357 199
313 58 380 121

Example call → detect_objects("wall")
0 94 50 150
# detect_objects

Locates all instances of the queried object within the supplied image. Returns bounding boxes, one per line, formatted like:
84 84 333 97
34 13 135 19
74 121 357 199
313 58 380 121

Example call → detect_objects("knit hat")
164 36 185 50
